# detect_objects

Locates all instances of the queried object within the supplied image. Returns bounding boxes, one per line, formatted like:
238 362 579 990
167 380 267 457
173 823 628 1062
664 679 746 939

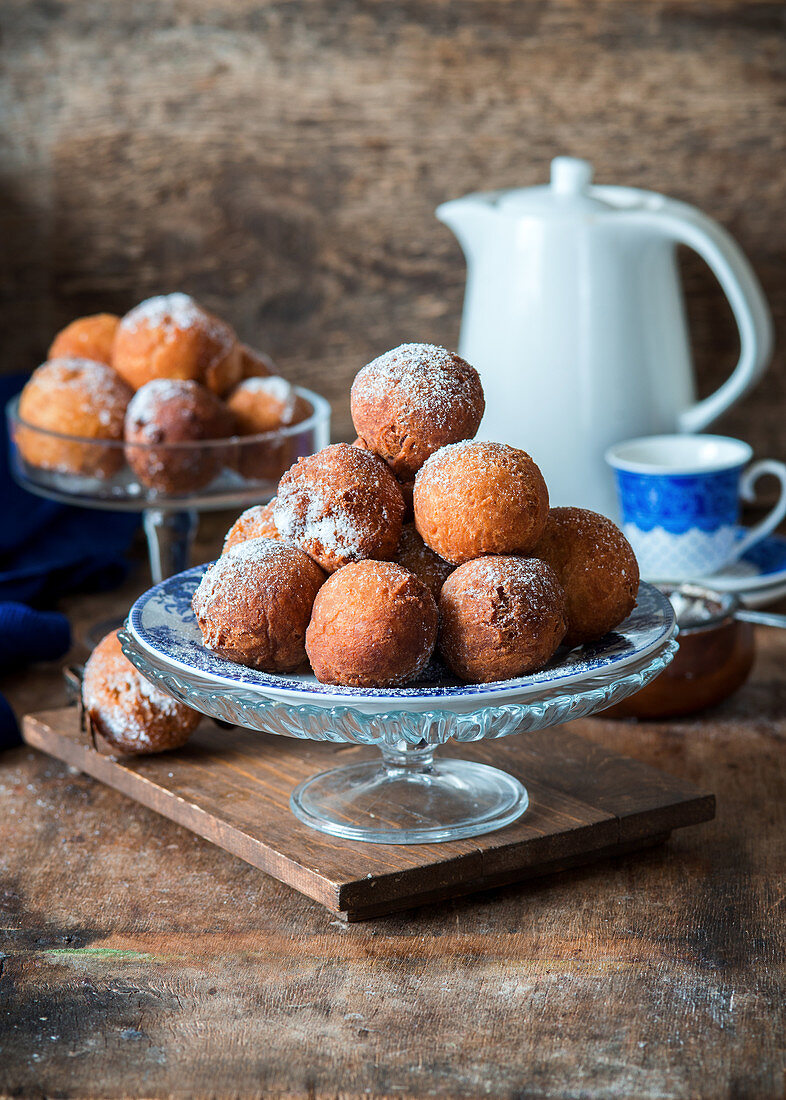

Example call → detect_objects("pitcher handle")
636 201 773 433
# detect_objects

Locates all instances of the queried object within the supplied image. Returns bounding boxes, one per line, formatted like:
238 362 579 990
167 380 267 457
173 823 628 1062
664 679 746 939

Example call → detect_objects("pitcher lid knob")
551 157 594 195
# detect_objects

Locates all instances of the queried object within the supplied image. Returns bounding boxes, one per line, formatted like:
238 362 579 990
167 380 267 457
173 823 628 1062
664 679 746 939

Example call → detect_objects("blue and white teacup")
605 434 786 581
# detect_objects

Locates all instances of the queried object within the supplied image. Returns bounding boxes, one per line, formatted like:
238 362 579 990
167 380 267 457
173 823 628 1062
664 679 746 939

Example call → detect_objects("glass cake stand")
119 567 678 845
6 387 330 585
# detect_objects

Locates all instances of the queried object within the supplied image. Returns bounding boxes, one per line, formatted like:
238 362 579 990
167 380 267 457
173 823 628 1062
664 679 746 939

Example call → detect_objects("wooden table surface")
1 523 784 1098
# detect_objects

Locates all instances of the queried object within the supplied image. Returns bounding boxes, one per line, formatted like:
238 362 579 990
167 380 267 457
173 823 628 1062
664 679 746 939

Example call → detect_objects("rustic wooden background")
1 0 783 448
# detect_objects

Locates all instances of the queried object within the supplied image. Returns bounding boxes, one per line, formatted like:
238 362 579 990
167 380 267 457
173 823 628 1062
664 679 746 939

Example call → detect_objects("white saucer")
651 529 786 596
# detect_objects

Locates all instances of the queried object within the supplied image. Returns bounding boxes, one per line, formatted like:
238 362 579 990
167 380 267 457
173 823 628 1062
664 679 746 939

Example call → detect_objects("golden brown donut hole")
439 557 567 683
274 442 405 573
531 506 640 646
352 435 414 520
238 344 275 379
306 560 438 687
350 343 485 480
113 293 241 396
48 313 119 367
193 537 326 672
227 376 312 481
222 501 281 555
17 357 132 479
395 523 454 602
413 441 549 565
82 630 200 754
124 378 235 494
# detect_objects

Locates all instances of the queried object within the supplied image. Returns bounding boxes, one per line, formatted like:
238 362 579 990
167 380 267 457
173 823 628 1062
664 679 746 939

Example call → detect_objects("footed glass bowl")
6 387 330 583
119 567 678 845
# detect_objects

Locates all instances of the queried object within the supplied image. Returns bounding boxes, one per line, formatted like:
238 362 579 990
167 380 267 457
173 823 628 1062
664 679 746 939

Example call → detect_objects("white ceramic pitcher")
437 157 773 519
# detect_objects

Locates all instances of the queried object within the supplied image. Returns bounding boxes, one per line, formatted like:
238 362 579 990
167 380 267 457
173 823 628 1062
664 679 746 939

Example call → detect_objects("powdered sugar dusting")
125 378 194 425
275 482 365 557
233 375 299 423
453 556 558 612
193 537 324 663
194 537 309 614
119 293 231 350
209 535 300 577
46 357 128 399
353 344 482 431
416 440 517 487
33 357 131 435
121 293 202 333
273 443 403 569
84 658 185 746
222 501 279 553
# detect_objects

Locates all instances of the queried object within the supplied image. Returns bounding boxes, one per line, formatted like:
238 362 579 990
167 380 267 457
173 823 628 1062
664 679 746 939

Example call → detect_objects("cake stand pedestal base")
290 743 528 844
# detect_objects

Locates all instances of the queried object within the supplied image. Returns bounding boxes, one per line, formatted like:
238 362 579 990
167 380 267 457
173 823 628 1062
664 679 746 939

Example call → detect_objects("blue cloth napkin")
1 372 139 749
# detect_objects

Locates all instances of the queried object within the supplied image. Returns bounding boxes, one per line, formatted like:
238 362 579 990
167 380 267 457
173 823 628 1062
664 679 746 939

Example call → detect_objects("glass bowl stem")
143 508 199 584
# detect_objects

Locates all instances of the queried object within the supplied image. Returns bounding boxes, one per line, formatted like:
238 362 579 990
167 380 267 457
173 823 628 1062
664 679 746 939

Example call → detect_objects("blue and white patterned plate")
126 565 676 716
692 530 786 593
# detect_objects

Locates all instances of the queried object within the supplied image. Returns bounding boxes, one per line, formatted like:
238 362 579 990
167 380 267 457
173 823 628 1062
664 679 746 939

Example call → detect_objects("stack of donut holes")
16 293 311 492
196 343 640 688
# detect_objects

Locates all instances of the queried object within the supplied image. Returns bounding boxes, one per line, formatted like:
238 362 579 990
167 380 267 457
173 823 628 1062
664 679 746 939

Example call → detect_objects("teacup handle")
731 460 786 562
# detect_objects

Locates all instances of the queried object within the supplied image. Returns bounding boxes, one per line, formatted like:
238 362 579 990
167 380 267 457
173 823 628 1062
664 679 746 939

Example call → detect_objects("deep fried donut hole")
83 630 200 754
227 377 311 435
124 378 235 493
227 376 313 481
395 524 454 601
352 436 414 519
306 560 438 687
49 313 119 366
350 343 485 479
274 442 405 572
438 557 567 683
193 538 326 672
238 345 275 379
413 441 549 565
222 501 281 554
113 293 241 395
17 357 132 478
531 506 640 646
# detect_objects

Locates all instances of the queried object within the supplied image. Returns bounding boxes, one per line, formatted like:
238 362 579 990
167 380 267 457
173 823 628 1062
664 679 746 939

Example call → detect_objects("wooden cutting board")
23 707 715 921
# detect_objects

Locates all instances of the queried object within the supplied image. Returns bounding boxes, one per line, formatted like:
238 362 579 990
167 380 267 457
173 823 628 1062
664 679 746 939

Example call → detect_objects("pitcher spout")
436 195 498 262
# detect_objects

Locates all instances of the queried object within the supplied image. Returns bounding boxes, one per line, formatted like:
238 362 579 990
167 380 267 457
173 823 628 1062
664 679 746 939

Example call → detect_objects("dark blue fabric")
0 692 19 750
1 371 139 748
0 602 71 665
